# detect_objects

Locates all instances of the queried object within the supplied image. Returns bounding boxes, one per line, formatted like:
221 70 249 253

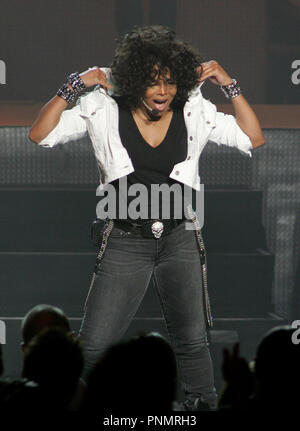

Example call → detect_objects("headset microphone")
142 99 159 116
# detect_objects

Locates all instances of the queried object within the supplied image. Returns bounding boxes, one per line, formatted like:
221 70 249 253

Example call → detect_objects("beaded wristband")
220 78 241 99
57 83 76 104
57 72 86 104
67 72 86 95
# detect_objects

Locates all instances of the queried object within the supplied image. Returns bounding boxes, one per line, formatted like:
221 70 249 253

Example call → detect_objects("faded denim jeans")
78 221 217 409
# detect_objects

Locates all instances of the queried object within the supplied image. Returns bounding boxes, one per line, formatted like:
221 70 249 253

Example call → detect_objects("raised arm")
29 96 69 144
198 61 265 149
29 67 113 144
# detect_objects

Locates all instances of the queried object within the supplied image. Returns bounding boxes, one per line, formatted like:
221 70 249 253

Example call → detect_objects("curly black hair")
110 25 203 110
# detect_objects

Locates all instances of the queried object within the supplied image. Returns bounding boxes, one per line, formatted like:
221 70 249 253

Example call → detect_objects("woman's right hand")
29 66 113 144
80 67 113 90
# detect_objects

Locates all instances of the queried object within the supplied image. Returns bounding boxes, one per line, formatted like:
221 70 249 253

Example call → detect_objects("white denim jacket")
39 68 253 191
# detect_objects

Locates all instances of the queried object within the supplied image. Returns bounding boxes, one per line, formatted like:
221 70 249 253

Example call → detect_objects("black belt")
113 218 185 239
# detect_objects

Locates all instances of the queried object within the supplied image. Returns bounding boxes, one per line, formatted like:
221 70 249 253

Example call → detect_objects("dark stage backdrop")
0 0 299 103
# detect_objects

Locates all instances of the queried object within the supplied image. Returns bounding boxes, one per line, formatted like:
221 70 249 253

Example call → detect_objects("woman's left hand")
197 60 233 86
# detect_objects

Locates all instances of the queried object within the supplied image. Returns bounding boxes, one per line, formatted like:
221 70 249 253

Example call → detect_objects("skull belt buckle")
151 221 164 239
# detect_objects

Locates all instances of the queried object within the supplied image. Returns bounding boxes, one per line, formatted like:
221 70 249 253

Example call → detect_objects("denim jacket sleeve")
38 67 113 148
202 98 253 157
38 103 88 148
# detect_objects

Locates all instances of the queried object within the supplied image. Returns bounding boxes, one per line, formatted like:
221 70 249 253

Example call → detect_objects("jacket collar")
186 81 205 107
79 74 205 116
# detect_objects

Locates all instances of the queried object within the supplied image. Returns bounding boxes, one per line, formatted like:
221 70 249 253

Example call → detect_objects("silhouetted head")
22 327 84 408
21 304 71 352
254 325 300 405
83 332 178 415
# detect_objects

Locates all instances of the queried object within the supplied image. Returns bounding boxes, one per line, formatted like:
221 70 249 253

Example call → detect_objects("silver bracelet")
220 78 241 99
57 72 86 104
57 83 76 104
67 72 86 95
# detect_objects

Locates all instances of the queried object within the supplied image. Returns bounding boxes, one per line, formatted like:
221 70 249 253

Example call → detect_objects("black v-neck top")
101 100 188 220
118 105 187 186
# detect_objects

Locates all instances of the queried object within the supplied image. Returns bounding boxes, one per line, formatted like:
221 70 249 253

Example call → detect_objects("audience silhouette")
218 325 300 420
1 306 300 428
22 327 84 409
20 304 71 351
81 331 177 418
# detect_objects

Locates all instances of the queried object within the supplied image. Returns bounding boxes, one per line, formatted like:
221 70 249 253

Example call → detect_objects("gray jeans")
78 221 217 408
